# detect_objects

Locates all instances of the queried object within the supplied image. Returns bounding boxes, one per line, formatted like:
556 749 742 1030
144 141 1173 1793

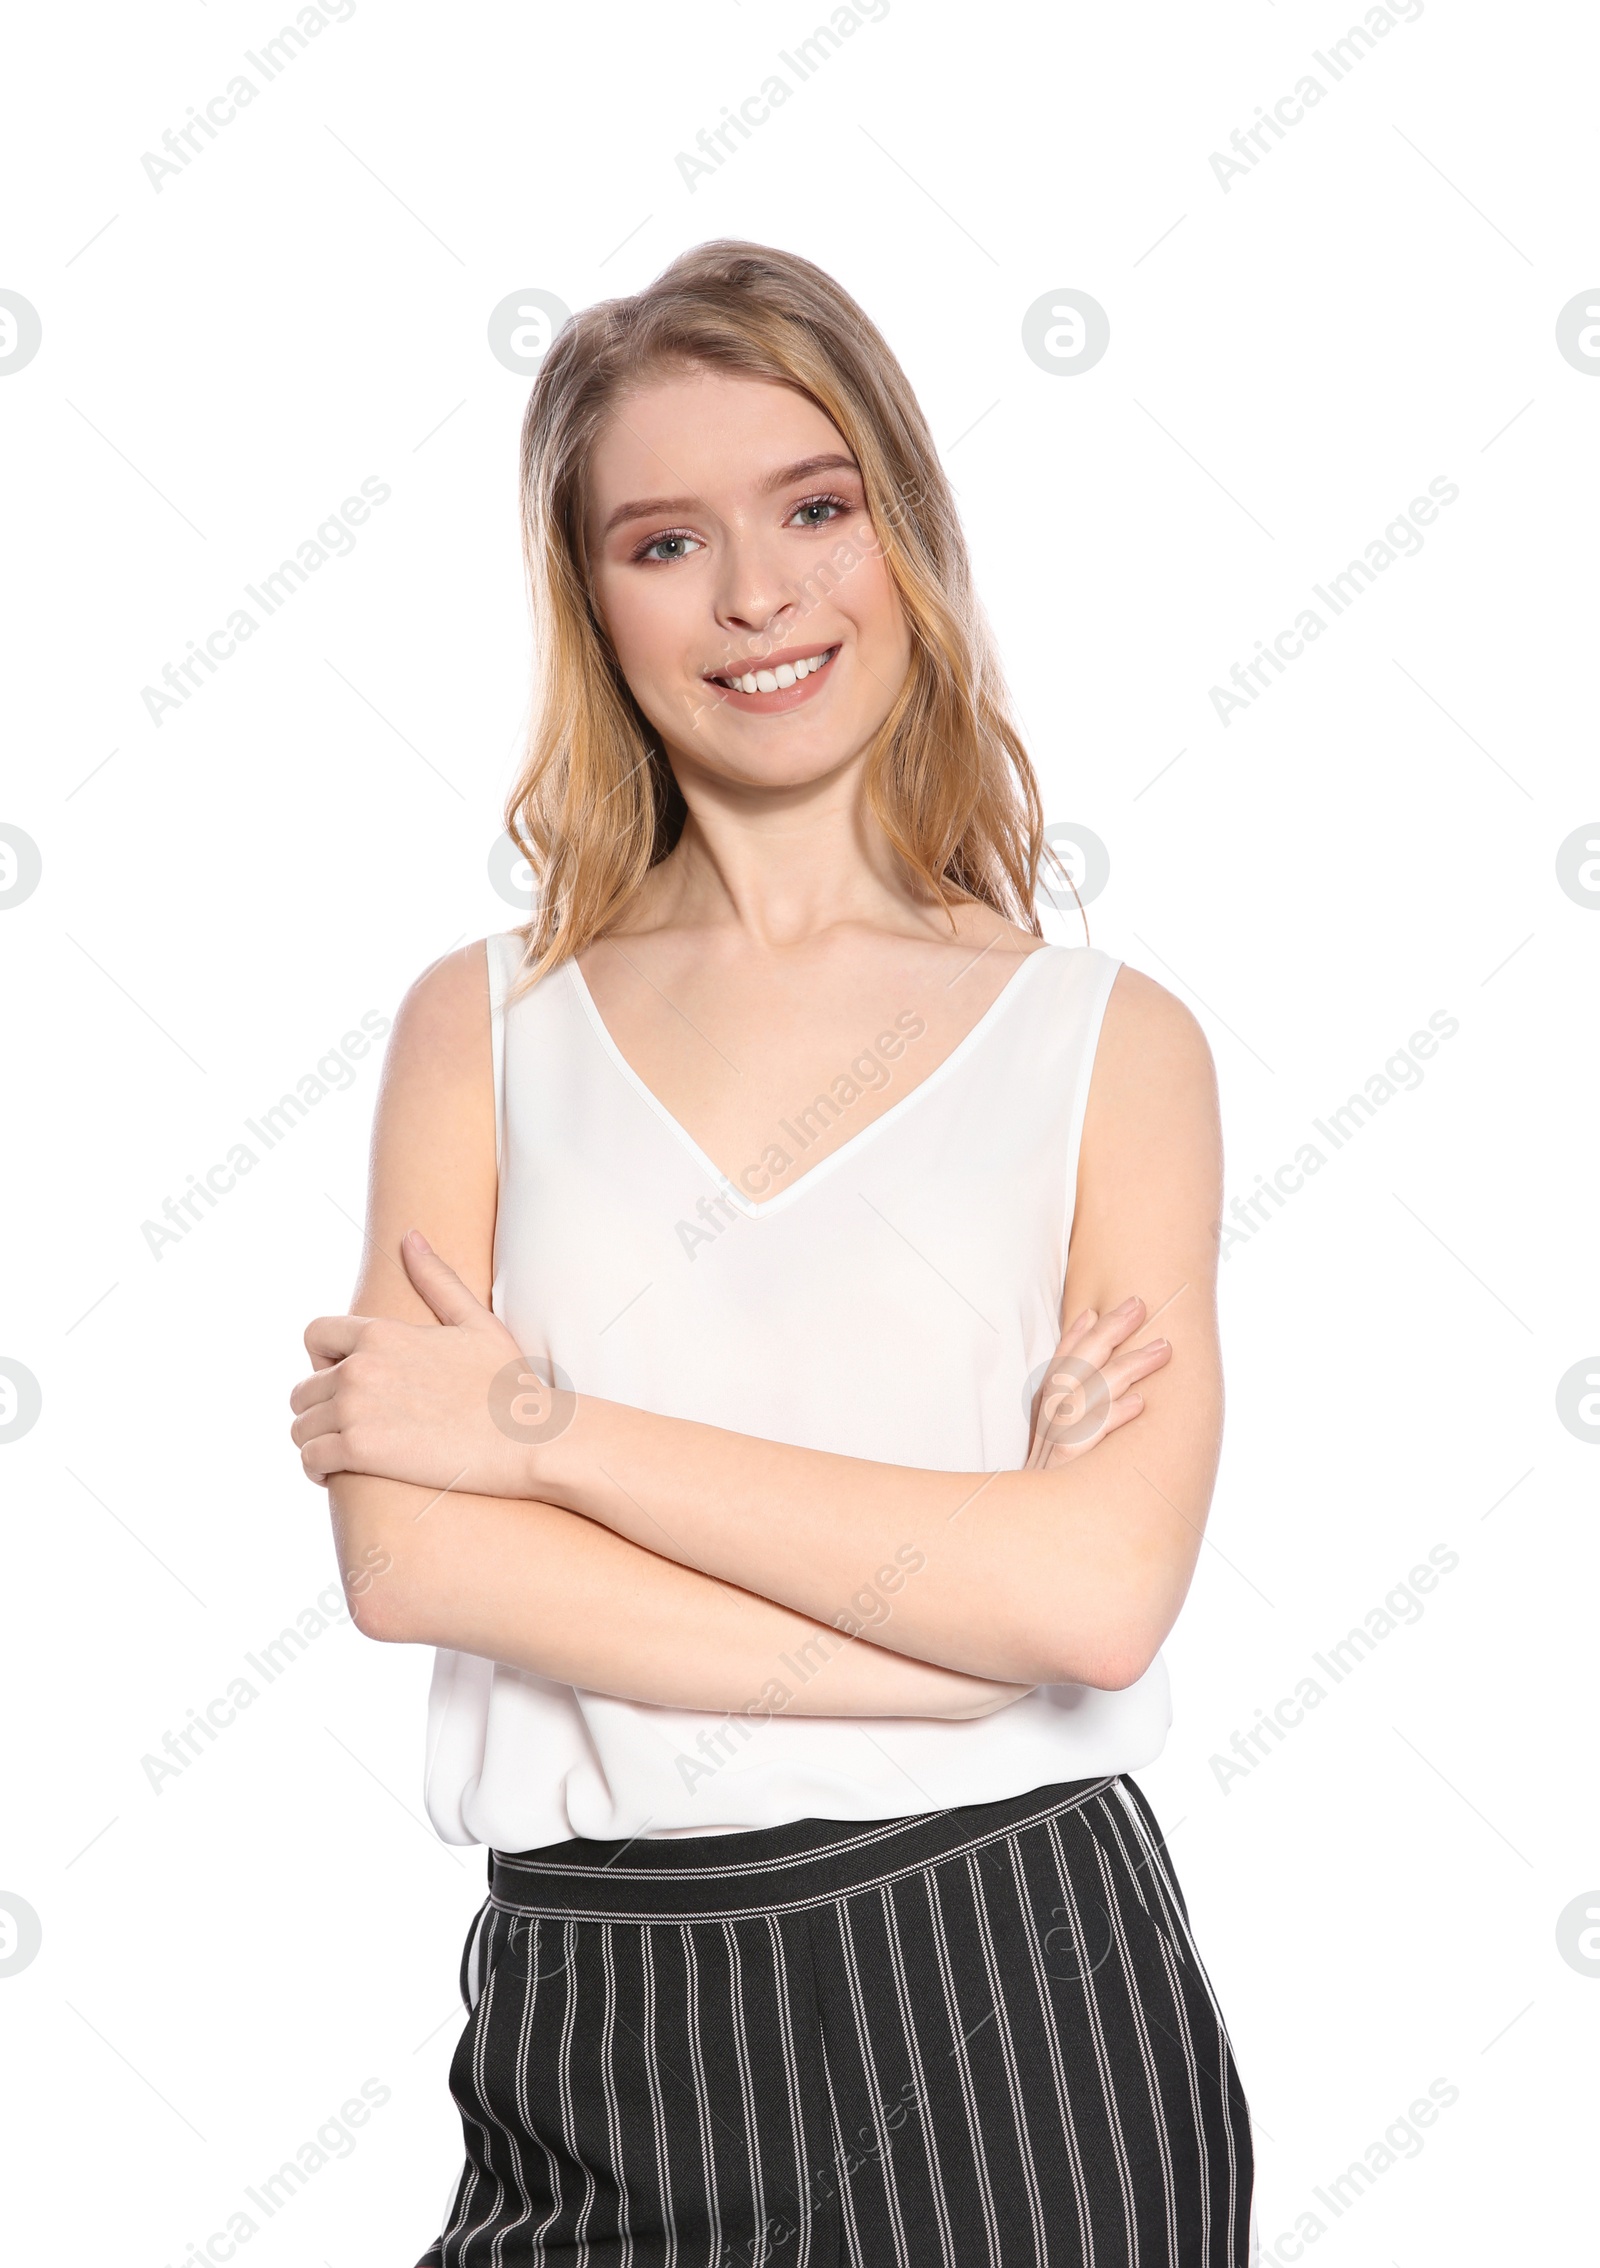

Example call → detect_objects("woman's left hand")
288 1231 571 1496
1024 1296 1171 1472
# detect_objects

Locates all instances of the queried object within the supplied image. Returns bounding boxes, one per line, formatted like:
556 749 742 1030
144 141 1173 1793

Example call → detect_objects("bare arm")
323 940 1029 1720
336 1472 1017 1717
308 962 1221 1694
509 968 1223 1692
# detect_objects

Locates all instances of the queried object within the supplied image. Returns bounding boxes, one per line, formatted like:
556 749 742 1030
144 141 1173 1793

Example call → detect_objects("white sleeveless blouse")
423 932 1171 1848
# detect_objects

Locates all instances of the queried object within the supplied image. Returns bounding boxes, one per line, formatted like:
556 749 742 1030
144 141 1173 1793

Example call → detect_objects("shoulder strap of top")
1056 947 1123 1243
484 931 521 1177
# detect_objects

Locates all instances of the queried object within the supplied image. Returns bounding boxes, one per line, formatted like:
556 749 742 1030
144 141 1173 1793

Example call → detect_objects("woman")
290 240 1255 2267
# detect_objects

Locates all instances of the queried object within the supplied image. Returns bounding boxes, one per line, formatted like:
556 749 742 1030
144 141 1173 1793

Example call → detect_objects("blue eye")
790 493 849 527
638 530 702 564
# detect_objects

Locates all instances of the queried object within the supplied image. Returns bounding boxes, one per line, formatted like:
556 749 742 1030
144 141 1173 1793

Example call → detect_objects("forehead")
584 366 852 528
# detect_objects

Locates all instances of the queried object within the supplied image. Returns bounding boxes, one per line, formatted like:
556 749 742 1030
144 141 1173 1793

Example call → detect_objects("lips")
702 643 840 706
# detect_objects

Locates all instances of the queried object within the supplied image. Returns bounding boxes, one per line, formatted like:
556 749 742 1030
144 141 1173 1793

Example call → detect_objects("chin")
712 740 852 788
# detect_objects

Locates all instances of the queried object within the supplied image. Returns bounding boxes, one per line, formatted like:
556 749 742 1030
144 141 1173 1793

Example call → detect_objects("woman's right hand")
1024 1297 1171 1472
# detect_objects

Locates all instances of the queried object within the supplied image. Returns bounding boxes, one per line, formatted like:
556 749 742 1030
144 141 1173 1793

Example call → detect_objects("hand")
1024 1296 1170 1472
288 1232 572 1497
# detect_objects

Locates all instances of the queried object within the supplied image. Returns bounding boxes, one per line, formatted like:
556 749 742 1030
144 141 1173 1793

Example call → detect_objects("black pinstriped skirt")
418 1774 1254 2267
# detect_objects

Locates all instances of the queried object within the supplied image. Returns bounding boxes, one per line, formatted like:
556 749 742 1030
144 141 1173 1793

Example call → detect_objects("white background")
2 1 1594 2261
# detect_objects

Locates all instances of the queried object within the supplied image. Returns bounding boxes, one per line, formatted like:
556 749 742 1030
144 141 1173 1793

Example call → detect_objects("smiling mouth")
704 644 839 695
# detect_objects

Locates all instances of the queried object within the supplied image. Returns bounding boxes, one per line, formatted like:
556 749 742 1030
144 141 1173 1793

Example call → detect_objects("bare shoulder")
1073 964 1222 1271
943 901 1045 964
354 938 498 1314
1093 963 1218 1116
386 937 492 1080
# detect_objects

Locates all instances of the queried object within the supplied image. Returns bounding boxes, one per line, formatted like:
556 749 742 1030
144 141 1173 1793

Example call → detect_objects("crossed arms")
296 941 1224 1718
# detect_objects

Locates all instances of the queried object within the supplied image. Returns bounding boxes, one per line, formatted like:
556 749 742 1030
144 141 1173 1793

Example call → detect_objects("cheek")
593 573 694 707
847 546 911 670
593 573 654 669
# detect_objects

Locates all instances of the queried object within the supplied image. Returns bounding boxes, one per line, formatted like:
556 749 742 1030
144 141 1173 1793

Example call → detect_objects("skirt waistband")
488 1775 1118 1924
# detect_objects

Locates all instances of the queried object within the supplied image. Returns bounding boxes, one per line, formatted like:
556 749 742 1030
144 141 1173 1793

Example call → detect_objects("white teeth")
720 646 835 693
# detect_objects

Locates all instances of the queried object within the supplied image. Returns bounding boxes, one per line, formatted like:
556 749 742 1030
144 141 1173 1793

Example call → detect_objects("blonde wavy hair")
505 238 1068 992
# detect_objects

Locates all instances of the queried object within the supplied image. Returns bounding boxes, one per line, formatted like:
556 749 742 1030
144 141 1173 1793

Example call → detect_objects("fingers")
1034 1339 1168 1440
1100 1335 1172 1399
1039 1390 1146 1469
296 1424 346 1481
1052 1299 1169 1386
1028 1294 1173 1464
304 1313 366 1363
400 1230 487 1327
294 1319 373 1482
1063 1296 1147 1369
287 1365 340 1418
288 1396 342 1454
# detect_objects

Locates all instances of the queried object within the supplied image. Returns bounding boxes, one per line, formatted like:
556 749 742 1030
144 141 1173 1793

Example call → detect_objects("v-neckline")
565 944 1055 1220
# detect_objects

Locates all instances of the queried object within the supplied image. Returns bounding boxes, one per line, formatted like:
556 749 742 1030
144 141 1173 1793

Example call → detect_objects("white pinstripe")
640 1927 680 2268
600 1923 636 2268
763 1914 816 2268
965 1848 1053 2265
555 1918 597 2264
486 1930 540 2268
834 1897 914 2268
1097 1794 1212 2265
1004 1831 1097 2268
431 1784 1250 2264
460 1908 514 2259
878 1880 959 2268
518 1919 565 2261
819 2018 869 2267
1102 1792 1195 1983
438 1905 498 2260
1046 1815 1141 2267
1093 1835 1181 2265
923 1864 1004 2268
721 1922 767 2252
1114 1788 1248 2252
680 1926 723 2265
494 1810 954 1882
489 1781 1117 1916
1109 1784 1248 2264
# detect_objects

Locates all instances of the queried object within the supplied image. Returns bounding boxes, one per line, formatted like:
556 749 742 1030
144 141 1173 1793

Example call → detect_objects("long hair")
504 238 1061 994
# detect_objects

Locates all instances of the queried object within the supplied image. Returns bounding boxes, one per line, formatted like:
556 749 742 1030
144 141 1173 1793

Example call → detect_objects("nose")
712 527 801 664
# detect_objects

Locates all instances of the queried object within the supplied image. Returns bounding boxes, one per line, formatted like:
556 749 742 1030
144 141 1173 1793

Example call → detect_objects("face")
584 366 913 793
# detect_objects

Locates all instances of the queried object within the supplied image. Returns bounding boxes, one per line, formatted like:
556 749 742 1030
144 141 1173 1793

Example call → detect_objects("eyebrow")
599 452 861 539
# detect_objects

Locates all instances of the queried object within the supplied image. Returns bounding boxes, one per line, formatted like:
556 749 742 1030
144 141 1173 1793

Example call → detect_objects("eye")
788 492 851 529
634 528 704 565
